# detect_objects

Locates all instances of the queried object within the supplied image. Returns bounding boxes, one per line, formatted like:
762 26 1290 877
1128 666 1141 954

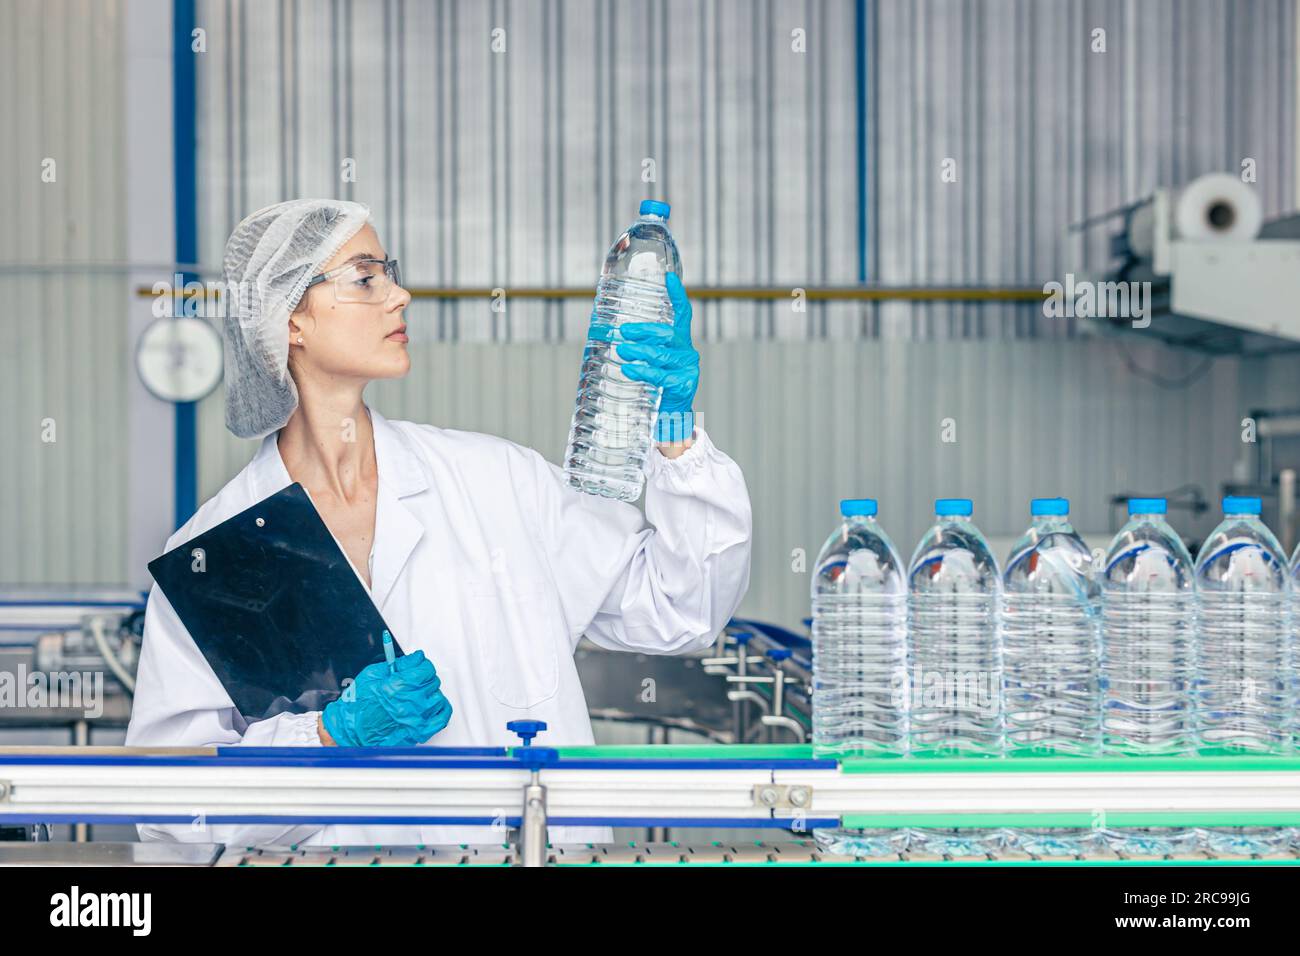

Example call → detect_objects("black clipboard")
147 482 403 722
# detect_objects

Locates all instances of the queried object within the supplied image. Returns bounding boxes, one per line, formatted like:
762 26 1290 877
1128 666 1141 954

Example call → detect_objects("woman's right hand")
320 650 453 747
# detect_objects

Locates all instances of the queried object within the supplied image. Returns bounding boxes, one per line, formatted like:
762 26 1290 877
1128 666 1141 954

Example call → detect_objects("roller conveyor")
2 839 1296 866
212 840 1300 866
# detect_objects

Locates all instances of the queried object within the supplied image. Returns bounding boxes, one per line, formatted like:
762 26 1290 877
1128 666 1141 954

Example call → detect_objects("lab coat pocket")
465 580 560 709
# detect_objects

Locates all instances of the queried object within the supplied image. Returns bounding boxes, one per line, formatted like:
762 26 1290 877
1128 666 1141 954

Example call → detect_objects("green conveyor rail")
838 753 1300 773
526 743 1300 771
509 744 1300 834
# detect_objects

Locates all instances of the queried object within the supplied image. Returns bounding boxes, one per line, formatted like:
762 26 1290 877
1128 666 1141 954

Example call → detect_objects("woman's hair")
220 199 370 438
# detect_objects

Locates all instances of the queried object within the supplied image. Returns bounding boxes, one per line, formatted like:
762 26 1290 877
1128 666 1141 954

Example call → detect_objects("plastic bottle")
1100 498 1196 755
907 498 1002 856
1293 542 1300 752
563 200 681 502
1000 497 1102 857
1193 496 1292 856
1194 496 1290 752
811 498 908 858
1002 497 1102 756
1099 497 1196 855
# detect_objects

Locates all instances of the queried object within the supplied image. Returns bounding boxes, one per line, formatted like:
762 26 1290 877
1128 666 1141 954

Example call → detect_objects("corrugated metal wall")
193 0 864 343
0 0 129 586
182 0 1298 628
873 0 1297 337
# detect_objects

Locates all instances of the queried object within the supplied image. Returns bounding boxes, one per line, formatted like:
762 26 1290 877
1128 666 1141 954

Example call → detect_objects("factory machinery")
2 619 1300 867
3 730 1300 867
1082 172 1300 548
1092 171 1300 353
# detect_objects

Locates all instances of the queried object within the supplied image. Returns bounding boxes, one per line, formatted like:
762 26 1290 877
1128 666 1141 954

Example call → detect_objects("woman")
125 199 753 848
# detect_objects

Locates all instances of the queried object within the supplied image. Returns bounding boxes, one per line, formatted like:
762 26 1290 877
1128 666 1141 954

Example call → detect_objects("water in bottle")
811 499 908 857
1194 496 1290 752
1002 498 1102 756
1099 497 1196 856
907 498 1002 856
1001 497 1102 857
563 200 680 502
1293 542 1300 750
1100 498 1196 754
1193 496 1292 855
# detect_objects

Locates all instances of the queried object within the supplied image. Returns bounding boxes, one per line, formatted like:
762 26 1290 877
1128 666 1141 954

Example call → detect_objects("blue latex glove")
614 272 699 443
321 650 452 747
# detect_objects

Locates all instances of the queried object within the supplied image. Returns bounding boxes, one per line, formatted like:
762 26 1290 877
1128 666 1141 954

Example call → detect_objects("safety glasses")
304 257 402 304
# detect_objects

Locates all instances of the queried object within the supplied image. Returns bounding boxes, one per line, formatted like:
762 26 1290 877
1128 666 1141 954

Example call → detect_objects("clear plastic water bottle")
1001 497 1102 857
1100 498 1196 755
1289 546 1300 856
811 498 908 858
1194 496 1290 752
908 499 1003 755
907 498 1002 856
1293 542 1300 751
1099 497 1196 856
1002 497 1102 756
1193 496 1292 856
563 200 680 502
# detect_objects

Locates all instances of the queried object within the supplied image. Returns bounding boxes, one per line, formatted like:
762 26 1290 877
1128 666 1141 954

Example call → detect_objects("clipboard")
147 482 403 722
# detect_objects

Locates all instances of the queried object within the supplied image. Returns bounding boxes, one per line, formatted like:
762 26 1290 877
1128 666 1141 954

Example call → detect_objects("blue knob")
767 648 792 662
732 631 754 645
507 720 548 747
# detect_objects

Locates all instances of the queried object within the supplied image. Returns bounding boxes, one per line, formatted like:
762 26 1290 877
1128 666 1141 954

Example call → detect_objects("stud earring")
297 336 304 344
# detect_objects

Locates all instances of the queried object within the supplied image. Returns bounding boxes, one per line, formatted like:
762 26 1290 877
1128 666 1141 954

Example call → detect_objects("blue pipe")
172 0 198 529
855 0 868 285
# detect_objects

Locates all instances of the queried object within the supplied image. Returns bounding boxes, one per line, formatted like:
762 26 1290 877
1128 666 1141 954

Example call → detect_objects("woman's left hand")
615 272 699 444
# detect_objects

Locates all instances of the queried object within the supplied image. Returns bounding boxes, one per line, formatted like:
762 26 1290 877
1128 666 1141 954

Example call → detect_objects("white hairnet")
221 198 371 439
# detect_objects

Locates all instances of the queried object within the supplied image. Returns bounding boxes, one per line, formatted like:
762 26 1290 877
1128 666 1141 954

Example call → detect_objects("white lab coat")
125 406 752 847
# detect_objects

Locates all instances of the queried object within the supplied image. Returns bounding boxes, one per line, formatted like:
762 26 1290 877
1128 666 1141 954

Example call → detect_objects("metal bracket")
519 776 548 868
751 783 812 811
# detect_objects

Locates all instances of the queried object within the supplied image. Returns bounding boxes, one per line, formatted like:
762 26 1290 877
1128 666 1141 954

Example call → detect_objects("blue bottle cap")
1128 497 1167 515
935 498 973 517
1030 497 1069 516
840 498 877 517
639 199 671 219
1223 495 1262 516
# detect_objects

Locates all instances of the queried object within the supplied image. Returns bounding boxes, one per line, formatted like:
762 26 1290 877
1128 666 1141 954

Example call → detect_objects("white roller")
1173 172 1263 242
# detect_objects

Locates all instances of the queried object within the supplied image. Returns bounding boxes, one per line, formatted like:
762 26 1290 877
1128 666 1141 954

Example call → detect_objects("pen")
382 630 396 674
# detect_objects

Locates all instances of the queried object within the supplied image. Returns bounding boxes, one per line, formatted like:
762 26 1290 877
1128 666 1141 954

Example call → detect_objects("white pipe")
88 616 136 693
3 760 1300 825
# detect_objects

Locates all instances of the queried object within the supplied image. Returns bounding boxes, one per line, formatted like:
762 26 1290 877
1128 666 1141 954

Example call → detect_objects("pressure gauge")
135 317 224 403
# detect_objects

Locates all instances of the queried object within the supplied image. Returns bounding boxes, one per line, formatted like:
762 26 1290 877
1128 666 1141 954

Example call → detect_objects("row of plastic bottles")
810 494 1299 858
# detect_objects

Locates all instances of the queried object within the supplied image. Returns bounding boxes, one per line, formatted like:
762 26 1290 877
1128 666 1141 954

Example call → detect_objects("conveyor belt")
5 746 1300 830
211 840 1300 866
6 841 1290 866
3 745 1300 867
